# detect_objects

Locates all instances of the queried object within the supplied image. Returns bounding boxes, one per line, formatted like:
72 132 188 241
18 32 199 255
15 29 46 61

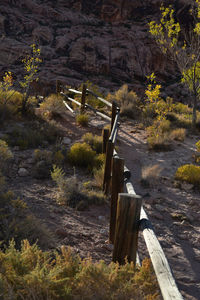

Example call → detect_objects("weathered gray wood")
67 88 82 95
110 157 124 243
103 140 114 194
109 111 120 144
86 89 112 107
140 207 183 300
102 129 110 153
63 100 74 114
60 92 81 106
81 84 86 113
113 193 142 265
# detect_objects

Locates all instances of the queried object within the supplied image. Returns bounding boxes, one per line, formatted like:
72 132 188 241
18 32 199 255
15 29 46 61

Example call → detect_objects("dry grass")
141 164 163 188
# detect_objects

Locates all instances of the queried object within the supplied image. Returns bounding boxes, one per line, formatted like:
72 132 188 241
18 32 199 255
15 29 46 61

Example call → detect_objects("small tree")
149 1 200 127
20 44 42 114
0 71 14 120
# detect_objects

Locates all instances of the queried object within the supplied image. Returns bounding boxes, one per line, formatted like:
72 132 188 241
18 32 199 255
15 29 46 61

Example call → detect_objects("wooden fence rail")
58 81 183 300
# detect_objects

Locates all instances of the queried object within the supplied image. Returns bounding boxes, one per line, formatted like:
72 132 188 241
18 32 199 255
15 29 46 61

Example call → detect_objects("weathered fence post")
109 157 124 244
56 80 61 94
111 101 117 131
103 140 114 194
112 193 142 265
102 128 110 153
81 84 86 113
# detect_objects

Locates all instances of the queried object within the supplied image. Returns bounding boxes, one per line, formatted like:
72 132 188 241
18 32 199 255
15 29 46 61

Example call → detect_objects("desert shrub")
173 102 192 114
34 149 53 163
51 165 86 207
0 183 53 249
147 119 172 150
141 164 163 188
107 84 143 119
82 132 102 153
196 140 200 152
175 164 200 185
94 153 106 169
68 142 96 168
0 242 159 300
4 126 44 150
39 94 65 118
0 139 13 172
169 128 186 141
76 113 89 126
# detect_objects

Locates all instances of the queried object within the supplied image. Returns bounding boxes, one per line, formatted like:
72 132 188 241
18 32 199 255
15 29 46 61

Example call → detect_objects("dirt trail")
117 120 200 300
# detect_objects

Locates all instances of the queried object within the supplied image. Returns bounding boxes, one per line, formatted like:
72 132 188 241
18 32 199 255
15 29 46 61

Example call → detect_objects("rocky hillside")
0 0 193 97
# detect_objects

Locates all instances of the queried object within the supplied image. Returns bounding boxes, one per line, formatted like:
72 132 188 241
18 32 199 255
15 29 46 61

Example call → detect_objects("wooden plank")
67 88 82 95
124 179 183 300
112 193 142 265
110 157 124 243
60 92 81 106
109 111 120 143
56 79 61 94
140 207 183 300
86 89 112 107
63 100 74 114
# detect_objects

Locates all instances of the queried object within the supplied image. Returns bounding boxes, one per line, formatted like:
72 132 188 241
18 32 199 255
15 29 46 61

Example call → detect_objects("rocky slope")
0 0 193 98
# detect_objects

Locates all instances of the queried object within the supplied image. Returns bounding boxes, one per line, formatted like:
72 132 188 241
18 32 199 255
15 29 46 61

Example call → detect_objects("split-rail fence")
56 80 183 300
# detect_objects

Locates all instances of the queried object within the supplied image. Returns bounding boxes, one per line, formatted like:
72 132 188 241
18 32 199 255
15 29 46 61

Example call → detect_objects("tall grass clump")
107 84 142 119
76 113 89 126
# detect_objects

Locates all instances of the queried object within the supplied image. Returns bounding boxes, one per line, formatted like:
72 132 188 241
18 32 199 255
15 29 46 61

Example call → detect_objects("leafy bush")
107 84 143 119
68 142 96 168
175 164 200 185
76 113 89 126
39 94 65 118
82 132 102 153
0 241 159 300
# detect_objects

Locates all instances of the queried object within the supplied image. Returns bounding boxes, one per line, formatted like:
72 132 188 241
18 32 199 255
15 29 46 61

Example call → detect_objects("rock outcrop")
0 0 193 98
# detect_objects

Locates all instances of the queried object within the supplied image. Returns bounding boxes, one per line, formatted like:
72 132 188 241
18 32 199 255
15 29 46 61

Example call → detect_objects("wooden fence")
57 80 183 300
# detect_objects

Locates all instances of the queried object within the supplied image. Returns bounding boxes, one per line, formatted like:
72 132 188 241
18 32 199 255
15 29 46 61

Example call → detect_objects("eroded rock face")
0 0 193 98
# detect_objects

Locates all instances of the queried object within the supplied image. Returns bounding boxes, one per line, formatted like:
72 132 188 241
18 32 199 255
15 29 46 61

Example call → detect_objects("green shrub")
147 119 172 150
196 140 200 152
175 164 200 185
68 142 96 168
0 242 159 300
76 114 89 126
82 132 102 153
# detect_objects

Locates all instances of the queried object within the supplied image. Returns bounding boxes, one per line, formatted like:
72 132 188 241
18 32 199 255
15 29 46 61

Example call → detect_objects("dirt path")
118 120 200 300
